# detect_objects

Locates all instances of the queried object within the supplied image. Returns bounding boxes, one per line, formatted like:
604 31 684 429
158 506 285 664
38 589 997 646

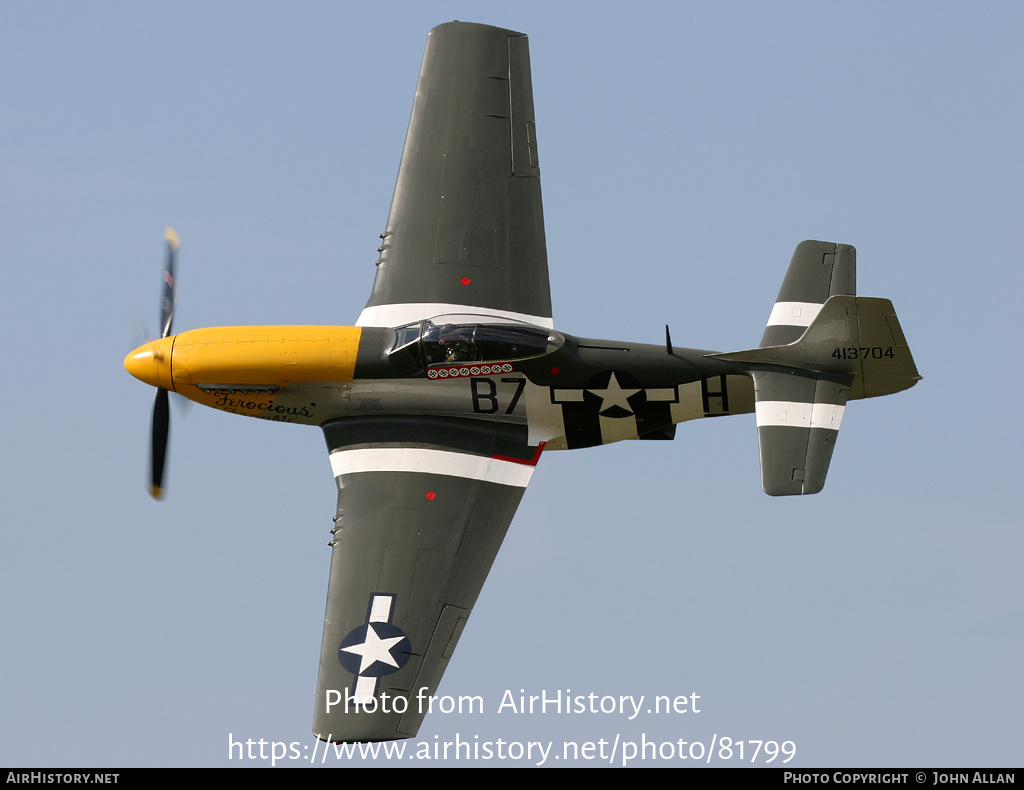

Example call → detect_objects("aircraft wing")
313 417 543 742
356 22 553 329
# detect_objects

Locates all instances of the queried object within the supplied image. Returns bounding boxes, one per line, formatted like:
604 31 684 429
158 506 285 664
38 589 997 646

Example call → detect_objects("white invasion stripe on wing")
755 400 846 431
766 301 823 328
329 447 536 488
357 303 554 329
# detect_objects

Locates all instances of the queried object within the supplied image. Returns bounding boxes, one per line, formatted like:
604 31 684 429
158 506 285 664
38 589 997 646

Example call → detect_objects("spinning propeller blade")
160 227 178 339
150 387 170 499
130 227 179 499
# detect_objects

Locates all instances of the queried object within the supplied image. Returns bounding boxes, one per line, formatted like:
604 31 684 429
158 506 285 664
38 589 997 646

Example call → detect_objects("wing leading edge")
313 417 542 742
358 22 552 329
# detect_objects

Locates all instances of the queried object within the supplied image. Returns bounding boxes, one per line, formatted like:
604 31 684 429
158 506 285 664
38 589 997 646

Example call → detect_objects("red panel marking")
550 366 560 375
425 491 436 500
460 277 471 285
492 441 546 467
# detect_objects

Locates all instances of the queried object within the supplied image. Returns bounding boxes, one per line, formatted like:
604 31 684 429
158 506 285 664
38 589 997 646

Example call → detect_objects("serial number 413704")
832 346 895 360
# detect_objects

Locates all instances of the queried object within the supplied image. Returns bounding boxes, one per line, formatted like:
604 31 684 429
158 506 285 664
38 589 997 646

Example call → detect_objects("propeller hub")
124 337 175 391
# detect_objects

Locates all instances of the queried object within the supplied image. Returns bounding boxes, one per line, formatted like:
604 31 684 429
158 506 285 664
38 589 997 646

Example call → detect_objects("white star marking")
341 624 405 674
586 372 641 414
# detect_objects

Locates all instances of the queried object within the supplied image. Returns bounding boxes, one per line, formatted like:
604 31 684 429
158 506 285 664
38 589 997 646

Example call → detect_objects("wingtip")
149 484 166 501
164 227 180 251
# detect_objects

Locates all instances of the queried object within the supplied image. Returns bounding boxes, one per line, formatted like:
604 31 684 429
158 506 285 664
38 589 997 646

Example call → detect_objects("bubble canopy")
388 319 565 375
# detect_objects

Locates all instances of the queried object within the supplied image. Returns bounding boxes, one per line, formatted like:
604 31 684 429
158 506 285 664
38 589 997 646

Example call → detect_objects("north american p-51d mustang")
125 22 919 742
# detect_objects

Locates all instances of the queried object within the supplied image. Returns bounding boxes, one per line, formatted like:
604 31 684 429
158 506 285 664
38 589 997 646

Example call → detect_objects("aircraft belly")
341 377 532 422
303 375 572 451
669 374 755 424
242 367 754 443
541 368 754 450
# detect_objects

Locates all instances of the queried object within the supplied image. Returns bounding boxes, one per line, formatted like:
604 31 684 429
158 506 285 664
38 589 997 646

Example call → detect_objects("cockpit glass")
388 320 563 375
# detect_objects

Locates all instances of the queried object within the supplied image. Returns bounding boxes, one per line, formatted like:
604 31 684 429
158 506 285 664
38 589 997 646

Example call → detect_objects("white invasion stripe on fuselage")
329 447 536 488
755 401 846 431
766 301 823 328
357 303 555 329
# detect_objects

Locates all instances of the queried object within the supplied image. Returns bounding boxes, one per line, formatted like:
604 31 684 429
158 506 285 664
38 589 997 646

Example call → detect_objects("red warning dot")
460 277 471 285
425 491 437 500
550 366 561 375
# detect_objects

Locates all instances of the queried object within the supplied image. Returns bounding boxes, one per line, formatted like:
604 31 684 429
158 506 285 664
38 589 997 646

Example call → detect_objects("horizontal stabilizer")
753 370 850 495
761 241 856 347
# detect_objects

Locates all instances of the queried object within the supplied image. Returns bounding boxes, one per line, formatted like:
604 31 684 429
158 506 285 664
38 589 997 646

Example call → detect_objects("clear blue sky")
2 0 1021 767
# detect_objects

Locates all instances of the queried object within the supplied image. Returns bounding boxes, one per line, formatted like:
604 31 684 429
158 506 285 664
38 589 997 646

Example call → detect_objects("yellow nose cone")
124 337 175 390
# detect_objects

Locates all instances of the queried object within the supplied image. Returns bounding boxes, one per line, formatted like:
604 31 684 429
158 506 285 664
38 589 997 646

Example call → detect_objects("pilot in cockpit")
438 324 477 362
